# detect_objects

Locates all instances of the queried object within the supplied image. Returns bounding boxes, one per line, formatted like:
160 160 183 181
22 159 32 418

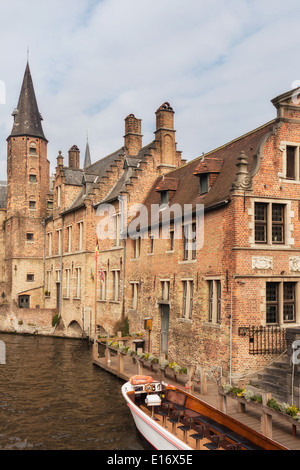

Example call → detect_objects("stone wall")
0 305 83 338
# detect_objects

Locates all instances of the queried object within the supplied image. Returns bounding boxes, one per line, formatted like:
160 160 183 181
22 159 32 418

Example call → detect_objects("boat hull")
122 382 191 450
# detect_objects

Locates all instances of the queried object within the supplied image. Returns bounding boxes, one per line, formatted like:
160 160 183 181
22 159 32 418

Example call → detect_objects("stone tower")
5 62 50 307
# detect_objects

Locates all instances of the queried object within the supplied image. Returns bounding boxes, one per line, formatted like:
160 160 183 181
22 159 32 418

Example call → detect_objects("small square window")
29 200 36 210
26 233 34 241
27 274 34 282
29 174 37 182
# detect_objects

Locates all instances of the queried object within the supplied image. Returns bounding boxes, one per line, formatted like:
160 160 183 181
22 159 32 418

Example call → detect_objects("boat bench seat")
194 417 263 450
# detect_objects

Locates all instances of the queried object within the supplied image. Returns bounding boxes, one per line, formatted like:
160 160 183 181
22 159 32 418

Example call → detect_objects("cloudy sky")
0 0 300 178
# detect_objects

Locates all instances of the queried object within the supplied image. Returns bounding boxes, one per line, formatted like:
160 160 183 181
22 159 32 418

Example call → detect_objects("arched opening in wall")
97 325 109 338
66 320 83 337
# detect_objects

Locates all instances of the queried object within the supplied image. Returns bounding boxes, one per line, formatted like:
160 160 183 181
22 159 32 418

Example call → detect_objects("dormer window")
161 190 169 206
193 156 222 194
199 174 210 195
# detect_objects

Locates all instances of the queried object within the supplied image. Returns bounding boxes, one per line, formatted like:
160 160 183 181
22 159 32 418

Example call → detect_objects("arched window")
29 168 37 182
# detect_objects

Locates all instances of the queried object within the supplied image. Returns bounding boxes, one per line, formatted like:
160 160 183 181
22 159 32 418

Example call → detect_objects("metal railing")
247 325 287 355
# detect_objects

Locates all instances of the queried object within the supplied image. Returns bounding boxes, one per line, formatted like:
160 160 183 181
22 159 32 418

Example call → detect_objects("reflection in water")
0 333 151 450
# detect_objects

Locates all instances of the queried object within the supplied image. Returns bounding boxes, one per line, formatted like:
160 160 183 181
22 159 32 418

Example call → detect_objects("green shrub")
52 314 60 327
267 398 281 411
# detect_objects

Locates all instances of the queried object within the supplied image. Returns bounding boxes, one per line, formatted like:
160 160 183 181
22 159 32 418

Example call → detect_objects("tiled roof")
138 120 276 229
193 156 223 175
64 168 83 186
155 177 179 192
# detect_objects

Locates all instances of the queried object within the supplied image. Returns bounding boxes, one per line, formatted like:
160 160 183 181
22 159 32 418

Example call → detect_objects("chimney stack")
124 114 142 156
155 102 174 131
56 150 64 168
68 145 80 169
154 102 176 169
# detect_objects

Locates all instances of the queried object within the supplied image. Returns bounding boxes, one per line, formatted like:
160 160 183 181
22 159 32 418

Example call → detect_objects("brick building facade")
1 62 300 380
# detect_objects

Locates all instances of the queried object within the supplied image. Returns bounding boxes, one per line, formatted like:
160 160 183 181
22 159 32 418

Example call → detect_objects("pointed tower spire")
9 62 46 140
84 133 91 168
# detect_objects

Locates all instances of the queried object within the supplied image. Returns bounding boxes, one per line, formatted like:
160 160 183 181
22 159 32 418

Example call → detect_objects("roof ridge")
166 119 276 174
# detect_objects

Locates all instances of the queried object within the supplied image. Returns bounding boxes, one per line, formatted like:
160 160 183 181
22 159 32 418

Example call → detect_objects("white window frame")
78 221 83 251
57 185 61 207
279 142 300 182
65 268 71 298
131 282 139 310
46 270 51 295
48 232 52 257
99 270 107 301
161 280 170 301
133 237 141 259
183 222 196 260
207 279 221 324
249 198 294 248
67 225 72 253
56 229 62 255
112 270 120 302
264 279 300 326
182 279 193 319
113 213 121 247
75 267 81 298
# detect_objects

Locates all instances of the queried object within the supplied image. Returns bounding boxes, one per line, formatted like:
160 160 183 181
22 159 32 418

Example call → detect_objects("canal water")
0 333 151 450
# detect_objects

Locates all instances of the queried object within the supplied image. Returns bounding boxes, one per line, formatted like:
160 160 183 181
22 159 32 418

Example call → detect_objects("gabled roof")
61 148 125 214
9 62 46 141
138 120 276 228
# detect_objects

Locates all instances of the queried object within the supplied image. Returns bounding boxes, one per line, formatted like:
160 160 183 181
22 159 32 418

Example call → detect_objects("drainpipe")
118 196 126 319
230 284 233 385
59 216 64 319
42 219 46 308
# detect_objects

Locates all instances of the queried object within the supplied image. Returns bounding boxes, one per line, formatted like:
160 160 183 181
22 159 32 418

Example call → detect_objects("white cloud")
1 0 300 177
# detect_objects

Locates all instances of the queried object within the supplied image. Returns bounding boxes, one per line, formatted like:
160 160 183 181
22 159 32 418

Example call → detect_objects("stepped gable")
62 148 125 214
101 142 157 205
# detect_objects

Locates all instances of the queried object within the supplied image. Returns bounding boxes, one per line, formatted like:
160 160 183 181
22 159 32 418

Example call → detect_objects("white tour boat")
122 375 289 451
